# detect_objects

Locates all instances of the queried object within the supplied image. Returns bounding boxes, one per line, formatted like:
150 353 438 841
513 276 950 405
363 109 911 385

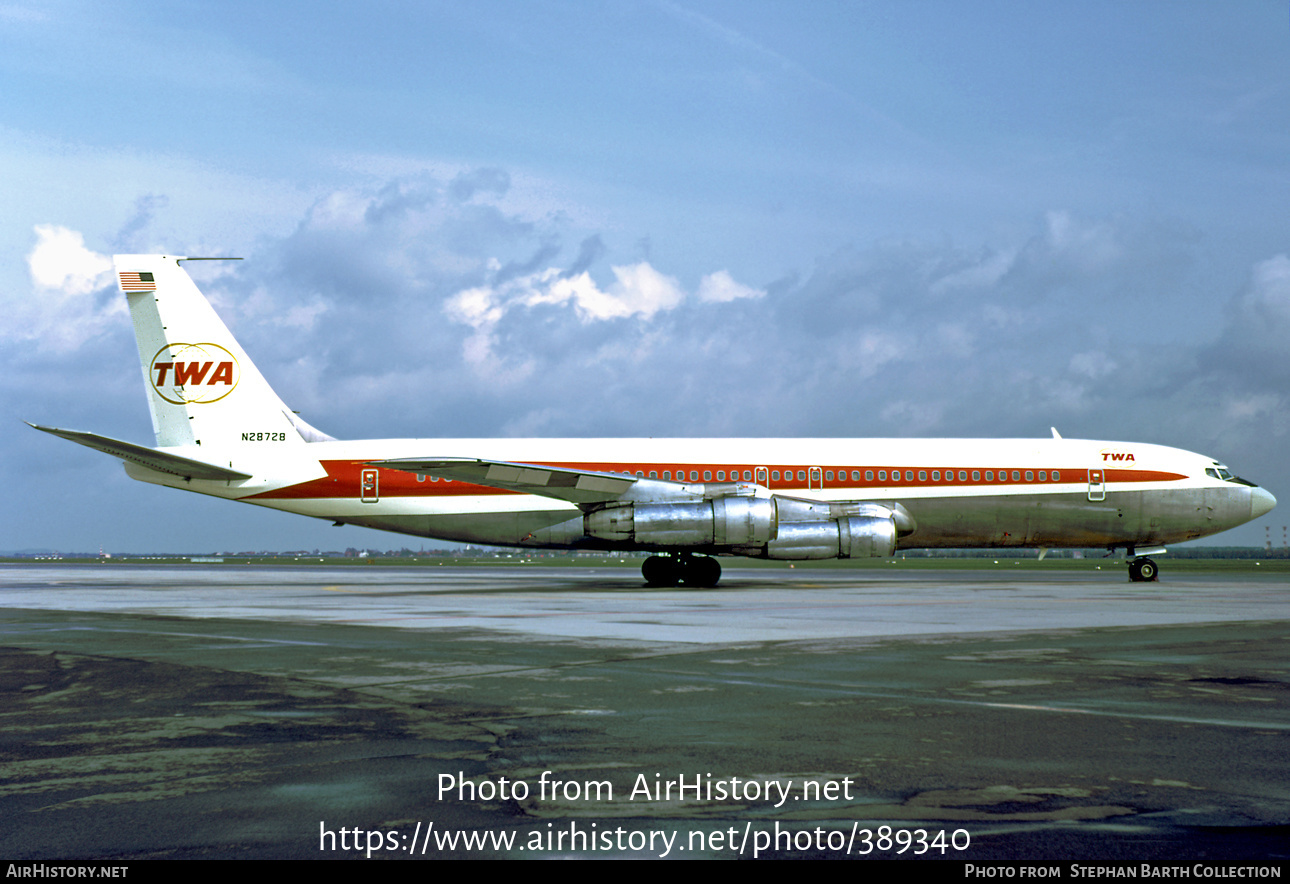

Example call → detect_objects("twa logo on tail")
150 343 240 404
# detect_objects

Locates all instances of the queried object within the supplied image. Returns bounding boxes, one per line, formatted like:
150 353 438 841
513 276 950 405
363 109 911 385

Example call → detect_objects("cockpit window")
1207 465 1250 484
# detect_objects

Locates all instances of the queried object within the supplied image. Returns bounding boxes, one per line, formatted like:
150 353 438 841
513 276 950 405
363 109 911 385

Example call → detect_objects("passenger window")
878 470 886 481
797 470 805 481
1038 471 1045 481
825 470 834 481
905 470 913 481
1052 470 1060 481
716 471 725 481
690 470 699 481
985 471 993 481
932 470 940 481
1012 470 1020 481
772 470 780 481
863 470 872 481
891 471 900 483
704 470 712 481
958 470 967 481
1025 471 1033 481
743 470 752 481
662 471 671 480
919 470 927 481
972 470 979 481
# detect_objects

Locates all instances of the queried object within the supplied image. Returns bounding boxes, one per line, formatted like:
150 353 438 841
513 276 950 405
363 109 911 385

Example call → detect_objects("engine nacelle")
585 497 776 548
585 495 901 559
764 515 897 560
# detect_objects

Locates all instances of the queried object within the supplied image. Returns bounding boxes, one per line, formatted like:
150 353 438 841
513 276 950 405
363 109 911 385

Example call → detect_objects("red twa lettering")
1101 452 1136 462
173 362 213 385
153 360 234 387
209 361 233 384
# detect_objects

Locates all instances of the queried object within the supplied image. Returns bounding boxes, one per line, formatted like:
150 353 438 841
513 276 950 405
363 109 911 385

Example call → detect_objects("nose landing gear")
1128 557 1158 582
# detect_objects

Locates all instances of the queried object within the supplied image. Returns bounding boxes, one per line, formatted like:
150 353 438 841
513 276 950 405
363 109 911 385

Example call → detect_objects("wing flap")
27 423 252 482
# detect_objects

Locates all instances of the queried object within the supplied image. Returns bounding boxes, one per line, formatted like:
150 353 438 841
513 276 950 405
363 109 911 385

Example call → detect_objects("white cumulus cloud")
443 260 763 383
28 224 112 295
697 269 765 303
7 225 122 352
558 263 686 320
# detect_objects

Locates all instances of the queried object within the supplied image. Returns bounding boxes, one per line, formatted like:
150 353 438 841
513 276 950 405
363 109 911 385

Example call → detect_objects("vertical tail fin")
114 255 329 451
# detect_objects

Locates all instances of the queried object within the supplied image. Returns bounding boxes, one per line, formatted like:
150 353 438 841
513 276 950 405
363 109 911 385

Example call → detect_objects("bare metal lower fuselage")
301 487 1262 553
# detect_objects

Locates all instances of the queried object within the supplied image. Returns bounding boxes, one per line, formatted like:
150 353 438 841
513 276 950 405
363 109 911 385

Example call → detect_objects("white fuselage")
123 435 1271 554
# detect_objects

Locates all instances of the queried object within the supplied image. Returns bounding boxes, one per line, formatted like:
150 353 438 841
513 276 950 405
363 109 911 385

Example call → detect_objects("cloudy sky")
4 0 1288 552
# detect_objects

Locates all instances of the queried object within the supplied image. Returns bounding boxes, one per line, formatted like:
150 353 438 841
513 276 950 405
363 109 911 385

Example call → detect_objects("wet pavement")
1 565 1287 859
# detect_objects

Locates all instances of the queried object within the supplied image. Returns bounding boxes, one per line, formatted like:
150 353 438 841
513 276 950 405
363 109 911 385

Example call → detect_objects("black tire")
1128 557 1159 582
681 556 721 588
642 555 679 587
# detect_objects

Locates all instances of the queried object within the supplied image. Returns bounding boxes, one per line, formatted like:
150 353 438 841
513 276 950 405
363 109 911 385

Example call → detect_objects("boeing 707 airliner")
30 255 1276 586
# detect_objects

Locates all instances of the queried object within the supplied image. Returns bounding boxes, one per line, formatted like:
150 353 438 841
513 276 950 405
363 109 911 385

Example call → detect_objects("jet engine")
584 497 775 548
763 515 897 560
584 495 901 560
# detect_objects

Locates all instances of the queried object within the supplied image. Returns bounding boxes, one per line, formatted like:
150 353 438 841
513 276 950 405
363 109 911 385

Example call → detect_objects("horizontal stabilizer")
27 423 252 482
369 457 637 504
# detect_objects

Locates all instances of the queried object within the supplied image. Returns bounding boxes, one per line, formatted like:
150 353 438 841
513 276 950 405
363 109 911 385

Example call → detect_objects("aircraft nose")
1251 486 1277 519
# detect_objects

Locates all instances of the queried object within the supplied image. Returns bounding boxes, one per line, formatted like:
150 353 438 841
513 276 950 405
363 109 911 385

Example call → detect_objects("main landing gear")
1128 557 1159 582
642 554 722 588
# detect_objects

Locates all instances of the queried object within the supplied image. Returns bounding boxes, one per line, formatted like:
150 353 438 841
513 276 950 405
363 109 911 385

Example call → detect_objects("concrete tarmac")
1 564 1288 860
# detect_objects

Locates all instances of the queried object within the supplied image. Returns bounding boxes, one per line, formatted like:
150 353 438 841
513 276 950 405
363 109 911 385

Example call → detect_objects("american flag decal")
119 271 156 292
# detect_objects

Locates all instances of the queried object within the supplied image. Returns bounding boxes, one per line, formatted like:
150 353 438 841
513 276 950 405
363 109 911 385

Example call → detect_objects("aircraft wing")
369 457 646 505
27 423 252 482
369 458 918 529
